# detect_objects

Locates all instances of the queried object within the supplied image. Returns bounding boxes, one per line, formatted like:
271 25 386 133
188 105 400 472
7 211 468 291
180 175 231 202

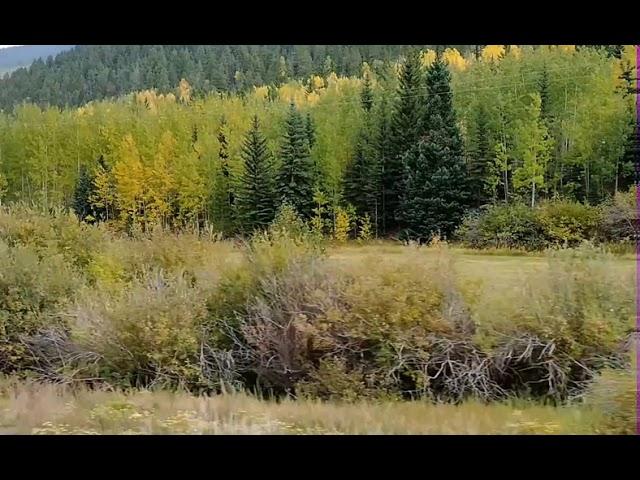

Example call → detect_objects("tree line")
0 45 482 111
0 45 635 240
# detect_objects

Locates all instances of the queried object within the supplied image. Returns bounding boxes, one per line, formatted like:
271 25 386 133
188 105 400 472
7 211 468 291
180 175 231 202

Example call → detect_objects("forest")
0 45 636 435
0 45 636 245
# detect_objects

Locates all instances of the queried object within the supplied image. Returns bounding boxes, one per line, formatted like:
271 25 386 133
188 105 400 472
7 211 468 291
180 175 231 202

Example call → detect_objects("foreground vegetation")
0 206 634 408
0 368 634 434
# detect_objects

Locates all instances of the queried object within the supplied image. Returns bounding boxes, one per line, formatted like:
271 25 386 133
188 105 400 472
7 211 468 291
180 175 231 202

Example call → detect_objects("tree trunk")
531 181 536 208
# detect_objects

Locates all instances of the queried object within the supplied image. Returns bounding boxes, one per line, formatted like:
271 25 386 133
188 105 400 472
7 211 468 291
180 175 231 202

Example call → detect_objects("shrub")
0 205 105 270
598 187 638 243
68 272 207 389
584 369 636 434
537 200 600 247
457 203 546 250
0 241 81 373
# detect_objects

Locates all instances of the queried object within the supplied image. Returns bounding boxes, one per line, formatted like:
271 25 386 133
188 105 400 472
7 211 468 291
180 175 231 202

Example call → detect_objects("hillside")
0 45 479 110
0 45 74 76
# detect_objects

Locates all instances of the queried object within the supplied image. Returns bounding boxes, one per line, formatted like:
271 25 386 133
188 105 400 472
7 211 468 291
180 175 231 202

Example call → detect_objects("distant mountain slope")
0 45 478 110
0 45 74 73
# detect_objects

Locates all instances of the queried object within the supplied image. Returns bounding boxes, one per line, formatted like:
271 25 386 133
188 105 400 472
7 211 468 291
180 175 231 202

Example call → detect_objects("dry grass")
0 378 603 435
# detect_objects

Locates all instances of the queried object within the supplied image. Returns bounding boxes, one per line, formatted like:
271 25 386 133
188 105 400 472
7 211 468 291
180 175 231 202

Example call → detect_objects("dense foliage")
0 207 632 403
0 45 635 241
0 45 480 110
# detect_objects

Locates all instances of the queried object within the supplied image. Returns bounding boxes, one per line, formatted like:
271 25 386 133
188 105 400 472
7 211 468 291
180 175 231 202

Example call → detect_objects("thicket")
456 187 637 250
0 207 633 404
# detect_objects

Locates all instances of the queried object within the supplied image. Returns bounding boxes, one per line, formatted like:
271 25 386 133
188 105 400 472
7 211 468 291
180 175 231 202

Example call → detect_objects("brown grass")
0 377 604 435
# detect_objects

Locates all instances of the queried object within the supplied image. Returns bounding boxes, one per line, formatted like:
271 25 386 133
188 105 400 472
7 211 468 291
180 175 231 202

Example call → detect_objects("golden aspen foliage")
310 75 325 91
559 45 576 54
481 45 506 62
253 85 269 101
90 162 116 221
306 91 321 106
279 82 308 107
112 134 146 227
442 48 468 71
420 49 436 68
148 131 178 225
334 207 351 243
326 72 339 87
178 79 192 104
508 45 522 59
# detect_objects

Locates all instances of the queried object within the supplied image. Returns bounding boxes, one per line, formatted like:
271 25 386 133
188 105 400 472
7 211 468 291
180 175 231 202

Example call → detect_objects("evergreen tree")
276 103 316 218
385 49 424 232
399 59 471 240
469 105 492 206
237 115 276 231
72 164 94 222
344 128 379 223
360 72 374 113
375 93 393 234
539 65 552 123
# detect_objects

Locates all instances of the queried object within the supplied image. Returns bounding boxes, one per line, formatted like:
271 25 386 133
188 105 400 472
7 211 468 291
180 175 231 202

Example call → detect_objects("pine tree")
276 103 316 218
237 115 276 232
360 72 374 113
399 59 471 240
385 49 424 232
72 164 95 222
469 104 492 206
343 129 379 221
539 65 552 123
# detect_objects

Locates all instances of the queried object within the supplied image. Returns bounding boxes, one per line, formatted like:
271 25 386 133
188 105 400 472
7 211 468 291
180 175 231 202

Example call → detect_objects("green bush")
457 197 627 251
0 241 81 373
457 203 546 250
537 200 600 247
69 272 207 389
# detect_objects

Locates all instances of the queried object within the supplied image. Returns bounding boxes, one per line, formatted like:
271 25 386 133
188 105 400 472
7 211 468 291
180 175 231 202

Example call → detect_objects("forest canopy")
0 45 635 240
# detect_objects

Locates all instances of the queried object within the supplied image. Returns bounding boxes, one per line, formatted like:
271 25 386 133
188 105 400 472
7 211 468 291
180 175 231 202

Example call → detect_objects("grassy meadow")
0 207 636 434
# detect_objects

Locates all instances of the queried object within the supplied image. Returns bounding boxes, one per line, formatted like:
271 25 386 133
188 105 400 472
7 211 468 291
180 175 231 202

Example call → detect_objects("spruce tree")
360 73 374 113
539 66 552 123
469 105 492 206
399 59 471 241
385 49 424 232
72 164 94 222
375 94 393 234
276 103 316 218
237 115 276 232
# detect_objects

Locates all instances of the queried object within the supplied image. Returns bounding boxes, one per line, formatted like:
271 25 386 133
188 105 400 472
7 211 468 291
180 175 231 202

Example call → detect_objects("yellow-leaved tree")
173 150 207 229
178 79 192 105
113 134 146 229
420 49 436 68
148 131 177 227
442 48 468 71
481 45 506 63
